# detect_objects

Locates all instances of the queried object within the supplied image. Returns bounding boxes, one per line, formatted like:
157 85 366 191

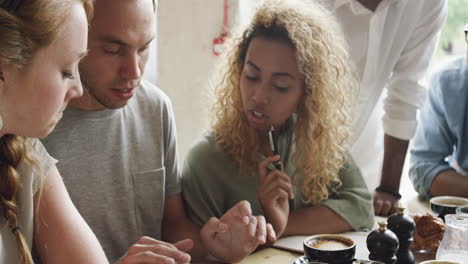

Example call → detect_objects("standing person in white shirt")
325 0 447 215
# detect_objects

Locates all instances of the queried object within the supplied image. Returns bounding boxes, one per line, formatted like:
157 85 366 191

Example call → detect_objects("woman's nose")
252 84 271 105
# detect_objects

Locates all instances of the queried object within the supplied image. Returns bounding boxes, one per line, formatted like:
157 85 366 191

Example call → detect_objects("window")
433 0 468 64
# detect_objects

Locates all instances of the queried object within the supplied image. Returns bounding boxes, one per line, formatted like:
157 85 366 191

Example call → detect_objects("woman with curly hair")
0 0 108 263
181 0 373 239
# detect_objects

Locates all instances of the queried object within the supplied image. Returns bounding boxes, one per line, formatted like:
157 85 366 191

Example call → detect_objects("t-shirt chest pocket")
132 167 165 238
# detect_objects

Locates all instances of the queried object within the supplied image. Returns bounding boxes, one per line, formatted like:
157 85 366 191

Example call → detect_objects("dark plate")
291 256 385 264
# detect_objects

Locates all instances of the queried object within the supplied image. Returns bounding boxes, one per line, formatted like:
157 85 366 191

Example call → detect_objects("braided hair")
0 0 94 262
0 135 33 264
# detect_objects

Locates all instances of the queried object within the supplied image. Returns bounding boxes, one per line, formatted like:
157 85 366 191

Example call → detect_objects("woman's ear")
0 69 9 96
0 70 5 90
0 63 12 89
0 70 5 92
0 62 7 82
0 63 4 82
0 66 4 130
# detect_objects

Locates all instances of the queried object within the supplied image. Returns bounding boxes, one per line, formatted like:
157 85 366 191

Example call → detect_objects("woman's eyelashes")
62 71 75 80
245 74 259 81
274 85 289 93
245 74 290 93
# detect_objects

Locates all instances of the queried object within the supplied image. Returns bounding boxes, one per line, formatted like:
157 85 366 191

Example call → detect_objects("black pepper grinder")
387 207 416 264
367 221 399 264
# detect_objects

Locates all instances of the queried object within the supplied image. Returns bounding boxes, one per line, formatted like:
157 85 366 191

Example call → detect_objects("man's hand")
373 191 399 216
116 236 193 264
257 155 292 237
200 200 276 263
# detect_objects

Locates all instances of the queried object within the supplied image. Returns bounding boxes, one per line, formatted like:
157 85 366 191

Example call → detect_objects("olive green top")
181 130 374 231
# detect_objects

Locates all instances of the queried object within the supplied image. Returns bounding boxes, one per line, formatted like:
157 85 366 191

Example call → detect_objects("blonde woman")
0 0 108 263
182 0 374 239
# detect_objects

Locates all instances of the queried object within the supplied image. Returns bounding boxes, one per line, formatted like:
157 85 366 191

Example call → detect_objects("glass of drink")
435 214 468 262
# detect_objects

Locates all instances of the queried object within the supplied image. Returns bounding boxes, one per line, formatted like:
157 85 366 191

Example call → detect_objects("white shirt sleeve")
382 0 447 140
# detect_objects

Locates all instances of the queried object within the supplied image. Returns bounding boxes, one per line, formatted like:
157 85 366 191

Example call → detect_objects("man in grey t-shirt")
42 0 274 263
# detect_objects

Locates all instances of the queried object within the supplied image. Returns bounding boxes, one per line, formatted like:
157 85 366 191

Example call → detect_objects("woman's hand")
257 155 293 238
200 200 276 263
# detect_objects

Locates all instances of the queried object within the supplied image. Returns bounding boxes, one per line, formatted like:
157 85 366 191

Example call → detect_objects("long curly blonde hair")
0 1 93 263
212 0 356 204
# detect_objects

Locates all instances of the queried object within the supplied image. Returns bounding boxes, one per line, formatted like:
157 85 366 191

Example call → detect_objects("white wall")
144 39 158 85
156 0 241 161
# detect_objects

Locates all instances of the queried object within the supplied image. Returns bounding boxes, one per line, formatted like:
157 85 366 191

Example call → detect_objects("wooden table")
237 247 436 264
237 194 434 264
237 248 299 264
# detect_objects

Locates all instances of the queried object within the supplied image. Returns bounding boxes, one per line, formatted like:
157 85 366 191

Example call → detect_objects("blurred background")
143 0 468 198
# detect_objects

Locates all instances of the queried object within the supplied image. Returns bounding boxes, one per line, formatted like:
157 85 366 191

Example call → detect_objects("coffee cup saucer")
291 256 385 264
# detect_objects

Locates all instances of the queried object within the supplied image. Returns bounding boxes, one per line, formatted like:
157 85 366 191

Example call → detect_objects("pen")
268 126 282 171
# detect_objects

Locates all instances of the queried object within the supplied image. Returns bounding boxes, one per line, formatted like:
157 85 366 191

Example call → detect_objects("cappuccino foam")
308 238 350 250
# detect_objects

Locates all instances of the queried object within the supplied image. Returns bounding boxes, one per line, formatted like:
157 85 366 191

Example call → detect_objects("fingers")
173 239 194 252
200 217 230 247
263 177 293 199
233 200 253 224
244 216 258 252
373 191 398 216
243 215 269 253
119 251 178 264
374 197 394 216
205 217 229 234
260 170 294 200
374 199 392 216
222 200 252 225
380 199 394 216
263 188 290 205
256 215 267 245
266 223 277 242
242 216 276 252
121 236 191 264
258 155 281 183
374 199 383 215
247 216 258 239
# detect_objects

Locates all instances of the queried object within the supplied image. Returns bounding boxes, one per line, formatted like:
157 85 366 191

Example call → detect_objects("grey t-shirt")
41 80 181 262
0 139 56 263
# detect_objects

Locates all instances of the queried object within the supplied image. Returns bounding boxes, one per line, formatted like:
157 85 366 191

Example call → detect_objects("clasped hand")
116 200 276 264
200 200 277 263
